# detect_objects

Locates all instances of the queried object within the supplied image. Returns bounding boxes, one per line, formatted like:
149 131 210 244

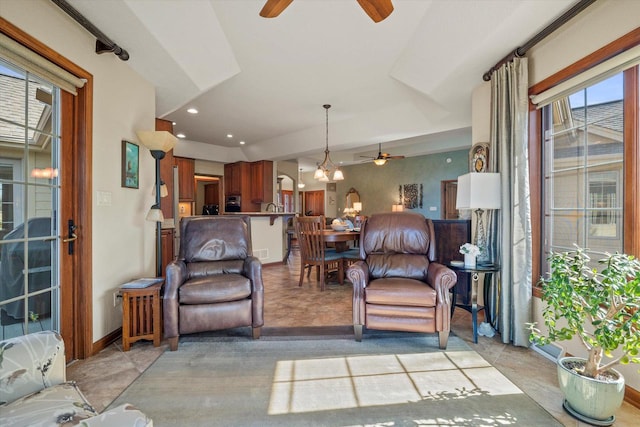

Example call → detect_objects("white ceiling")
67 0 576 170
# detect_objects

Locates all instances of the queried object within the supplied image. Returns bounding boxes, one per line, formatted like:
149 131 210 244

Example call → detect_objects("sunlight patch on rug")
268 350 523 415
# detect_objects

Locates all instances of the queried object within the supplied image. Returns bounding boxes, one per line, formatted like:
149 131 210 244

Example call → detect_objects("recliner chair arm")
427 262 457 307
347 261 370 326
164 260 187 339
243 256 265 328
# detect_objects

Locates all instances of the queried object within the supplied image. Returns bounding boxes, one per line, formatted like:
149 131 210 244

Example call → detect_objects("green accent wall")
335 149 469 219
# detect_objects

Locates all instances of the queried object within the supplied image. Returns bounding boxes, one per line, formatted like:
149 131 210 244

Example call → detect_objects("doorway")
441 179 460 219
195 175 222 216
0 19 92 360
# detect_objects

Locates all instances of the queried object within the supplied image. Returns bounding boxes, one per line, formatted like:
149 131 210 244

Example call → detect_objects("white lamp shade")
456 172 501 210
332 169 344 181
392 204 404 212
145 206 164 222
136 130 177 152
353 202 362 212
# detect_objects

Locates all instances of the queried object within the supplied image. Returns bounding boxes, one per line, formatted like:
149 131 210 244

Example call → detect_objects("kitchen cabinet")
224 161 249 196
174 156 195 201
160 228 175 277
155 119 175 220
250 160 273 204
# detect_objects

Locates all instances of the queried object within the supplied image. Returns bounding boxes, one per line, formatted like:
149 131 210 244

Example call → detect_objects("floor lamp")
455 172 501 265
137 130 177 277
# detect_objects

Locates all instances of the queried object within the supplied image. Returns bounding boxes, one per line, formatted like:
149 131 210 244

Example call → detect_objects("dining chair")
294 216 344 291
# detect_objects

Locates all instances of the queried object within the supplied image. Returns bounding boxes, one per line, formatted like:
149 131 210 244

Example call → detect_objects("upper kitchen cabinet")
250 160 273 204
155 118 174 220
224 161 249 196
174 156 195 201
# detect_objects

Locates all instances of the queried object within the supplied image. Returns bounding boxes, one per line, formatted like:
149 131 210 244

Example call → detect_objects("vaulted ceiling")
67 0 576 169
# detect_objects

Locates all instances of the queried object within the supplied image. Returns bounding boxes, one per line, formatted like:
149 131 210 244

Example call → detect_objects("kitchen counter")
222 213 296 264
223 212 296 225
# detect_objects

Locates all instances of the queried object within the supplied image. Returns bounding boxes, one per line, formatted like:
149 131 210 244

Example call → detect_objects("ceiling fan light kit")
259 0 394 23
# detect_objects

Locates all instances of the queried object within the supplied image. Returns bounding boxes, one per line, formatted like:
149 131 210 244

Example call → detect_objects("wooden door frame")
1 18 93 359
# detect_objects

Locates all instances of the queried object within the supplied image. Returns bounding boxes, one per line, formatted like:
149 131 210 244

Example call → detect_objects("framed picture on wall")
469 142 489 173
121 140 139 189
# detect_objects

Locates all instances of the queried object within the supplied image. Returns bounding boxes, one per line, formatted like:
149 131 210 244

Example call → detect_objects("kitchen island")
223 212 295 265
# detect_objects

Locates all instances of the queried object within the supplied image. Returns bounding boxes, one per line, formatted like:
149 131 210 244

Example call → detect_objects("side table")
119 281 163 351
448 263 500 344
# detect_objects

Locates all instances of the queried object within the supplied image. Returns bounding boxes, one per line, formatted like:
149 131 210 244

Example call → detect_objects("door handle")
64 219 77 254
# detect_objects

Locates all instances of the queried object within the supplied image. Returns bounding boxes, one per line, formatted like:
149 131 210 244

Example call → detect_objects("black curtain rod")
51 0 129 61
482 0 597 81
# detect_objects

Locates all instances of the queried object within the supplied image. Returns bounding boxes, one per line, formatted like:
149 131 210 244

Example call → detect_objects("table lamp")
455 172 501 264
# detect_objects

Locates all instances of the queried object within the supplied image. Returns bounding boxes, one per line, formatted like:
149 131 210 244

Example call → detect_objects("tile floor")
67 251 640 426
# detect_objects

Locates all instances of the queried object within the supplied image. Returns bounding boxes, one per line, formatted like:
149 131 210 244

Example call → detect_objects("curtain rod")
51 0 129 61
482 0 596 81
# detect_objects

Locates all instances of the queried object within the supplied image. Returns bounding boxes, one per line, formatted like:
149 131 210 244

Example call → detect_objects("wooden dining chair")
294 216 344 291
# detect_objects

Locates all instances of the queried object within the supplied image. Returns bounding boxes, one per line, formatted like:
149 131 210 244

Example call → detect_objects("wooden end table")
119 281 163 351
448 263 500 344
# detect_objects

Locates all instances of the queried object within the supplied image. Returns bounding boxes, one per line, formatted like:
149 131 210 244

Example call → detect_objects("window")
541 73 625 265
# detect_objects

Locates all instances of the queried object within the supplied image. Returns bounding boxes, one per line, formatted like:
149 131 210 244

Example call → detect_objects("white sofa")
0 330 152 426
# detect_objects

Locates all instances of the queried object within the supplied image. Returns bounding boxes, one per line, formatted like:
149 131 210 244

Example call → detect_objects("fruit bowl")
331 223 348 231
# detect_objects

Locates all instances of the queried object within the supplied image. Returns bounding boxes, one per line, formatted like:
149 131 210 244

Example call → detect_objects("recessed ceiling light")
177 133 186 138
187 108 198 114
172 121 176 126
227 134 233 138
239 141 245 145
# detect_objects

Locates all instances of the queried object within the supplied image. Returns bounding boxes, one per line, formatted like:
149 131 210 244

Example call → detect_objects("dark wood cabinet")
174 156 195 201
160 228 175 276
155 119 174 220
224 161 248 196
303 190 325 216
433 219 472 305
250 160 273 204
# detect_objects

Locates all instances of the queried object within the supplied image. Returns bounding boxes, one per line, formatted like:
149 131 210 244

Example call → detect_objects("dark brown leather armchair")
346 212 457 349
164 216 264 350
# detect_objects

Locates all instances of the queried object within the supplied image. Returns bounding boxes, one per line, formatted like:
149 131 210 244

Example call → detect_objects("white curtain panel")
488 57 532 347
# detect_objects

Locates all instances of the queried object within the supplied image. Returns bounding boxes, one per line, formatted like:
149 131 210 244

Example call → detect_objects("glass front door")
0 57 60 339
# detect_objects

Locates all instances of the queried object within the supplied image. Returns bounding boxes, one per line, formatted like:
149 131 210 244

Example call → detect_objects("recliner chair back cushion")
180 216 251 262
362 212 433 280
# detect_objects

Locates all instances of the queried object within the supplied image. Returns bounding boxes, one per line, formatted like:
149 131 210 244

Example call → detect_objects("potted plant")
528 246 640 425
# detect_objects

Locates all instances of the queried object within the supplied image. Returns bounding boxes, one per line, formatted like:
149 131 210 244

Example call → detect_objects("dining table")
322 229 360 252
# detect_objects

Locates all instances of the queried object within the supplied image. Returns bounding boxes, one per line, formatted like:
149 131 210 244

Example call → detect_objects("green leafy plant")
528 246 640 379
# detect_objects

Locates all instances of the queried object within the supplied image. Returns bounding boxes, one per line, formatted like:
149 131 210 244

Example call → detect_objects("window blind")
530 44 640 108
0 32 85 95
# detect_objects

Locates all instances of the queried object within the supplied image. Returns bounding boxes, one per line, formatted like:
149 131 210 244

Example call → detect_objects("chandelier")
314 104 344 181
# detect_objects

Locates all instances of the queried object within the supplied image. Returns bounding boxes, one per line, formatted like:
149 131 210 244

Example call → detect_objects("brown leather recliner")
346 212 457 349
164 216 264 350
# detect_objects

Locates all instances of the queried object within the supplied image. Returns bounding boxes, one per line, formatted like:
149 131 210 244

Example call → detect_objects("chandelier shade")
314 104 344 181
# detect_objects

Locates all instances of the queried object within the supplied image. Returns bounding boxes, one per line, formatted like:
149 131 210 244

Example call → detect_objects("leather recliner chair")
346 212 457 349
164 216 264 350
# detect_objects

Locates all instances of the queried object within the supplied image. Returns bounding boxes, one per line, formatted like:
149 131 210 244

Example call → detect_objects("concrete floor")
67 250 640 426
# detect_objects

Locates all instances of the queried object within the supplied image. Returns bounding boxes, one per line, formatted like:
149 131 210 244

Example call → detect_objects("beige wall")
1 0 158 342
471 0 640 391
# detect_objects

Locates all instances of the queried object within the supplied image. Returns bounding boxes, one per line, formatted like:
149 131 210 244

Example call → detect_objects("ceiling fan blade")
259 0 294 18
356 0 394 23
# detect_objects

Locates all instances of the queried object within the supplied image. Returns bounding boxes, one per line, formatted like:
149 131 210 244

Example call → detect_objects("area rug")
110 333 562 426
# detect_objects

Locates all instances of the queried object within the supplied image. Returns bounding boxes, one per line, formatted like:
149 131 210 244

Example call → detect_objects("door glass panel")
0 58 60 339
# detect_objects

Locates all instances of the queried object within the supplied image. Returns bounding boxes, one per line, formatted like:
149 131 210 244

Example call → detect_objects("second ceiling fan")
362 143 405 166
260 0 394 23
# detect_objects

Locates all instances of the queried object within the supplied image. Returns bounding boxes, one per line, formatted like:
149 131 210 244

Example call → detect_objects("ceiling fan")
259 0 394 23
362 143 405 166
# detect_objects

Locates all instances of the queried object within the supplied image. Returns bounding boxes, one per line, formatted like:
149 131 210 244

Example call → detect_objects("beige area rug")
110 332 562 426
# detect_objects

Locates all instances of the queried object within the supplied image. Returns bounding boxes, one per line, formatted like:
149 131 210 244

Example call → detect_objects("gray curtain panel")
488 57 532 347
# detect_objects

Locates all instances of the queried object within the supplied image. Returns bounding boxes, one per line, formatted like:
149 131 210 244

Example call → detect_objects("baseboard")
91 327 121 356
625 384 640 410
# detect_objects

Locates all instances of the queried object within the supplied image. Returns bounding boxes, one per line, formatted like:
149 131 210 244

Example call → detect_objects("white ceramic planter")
464 253 476 268
557 356 624 423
